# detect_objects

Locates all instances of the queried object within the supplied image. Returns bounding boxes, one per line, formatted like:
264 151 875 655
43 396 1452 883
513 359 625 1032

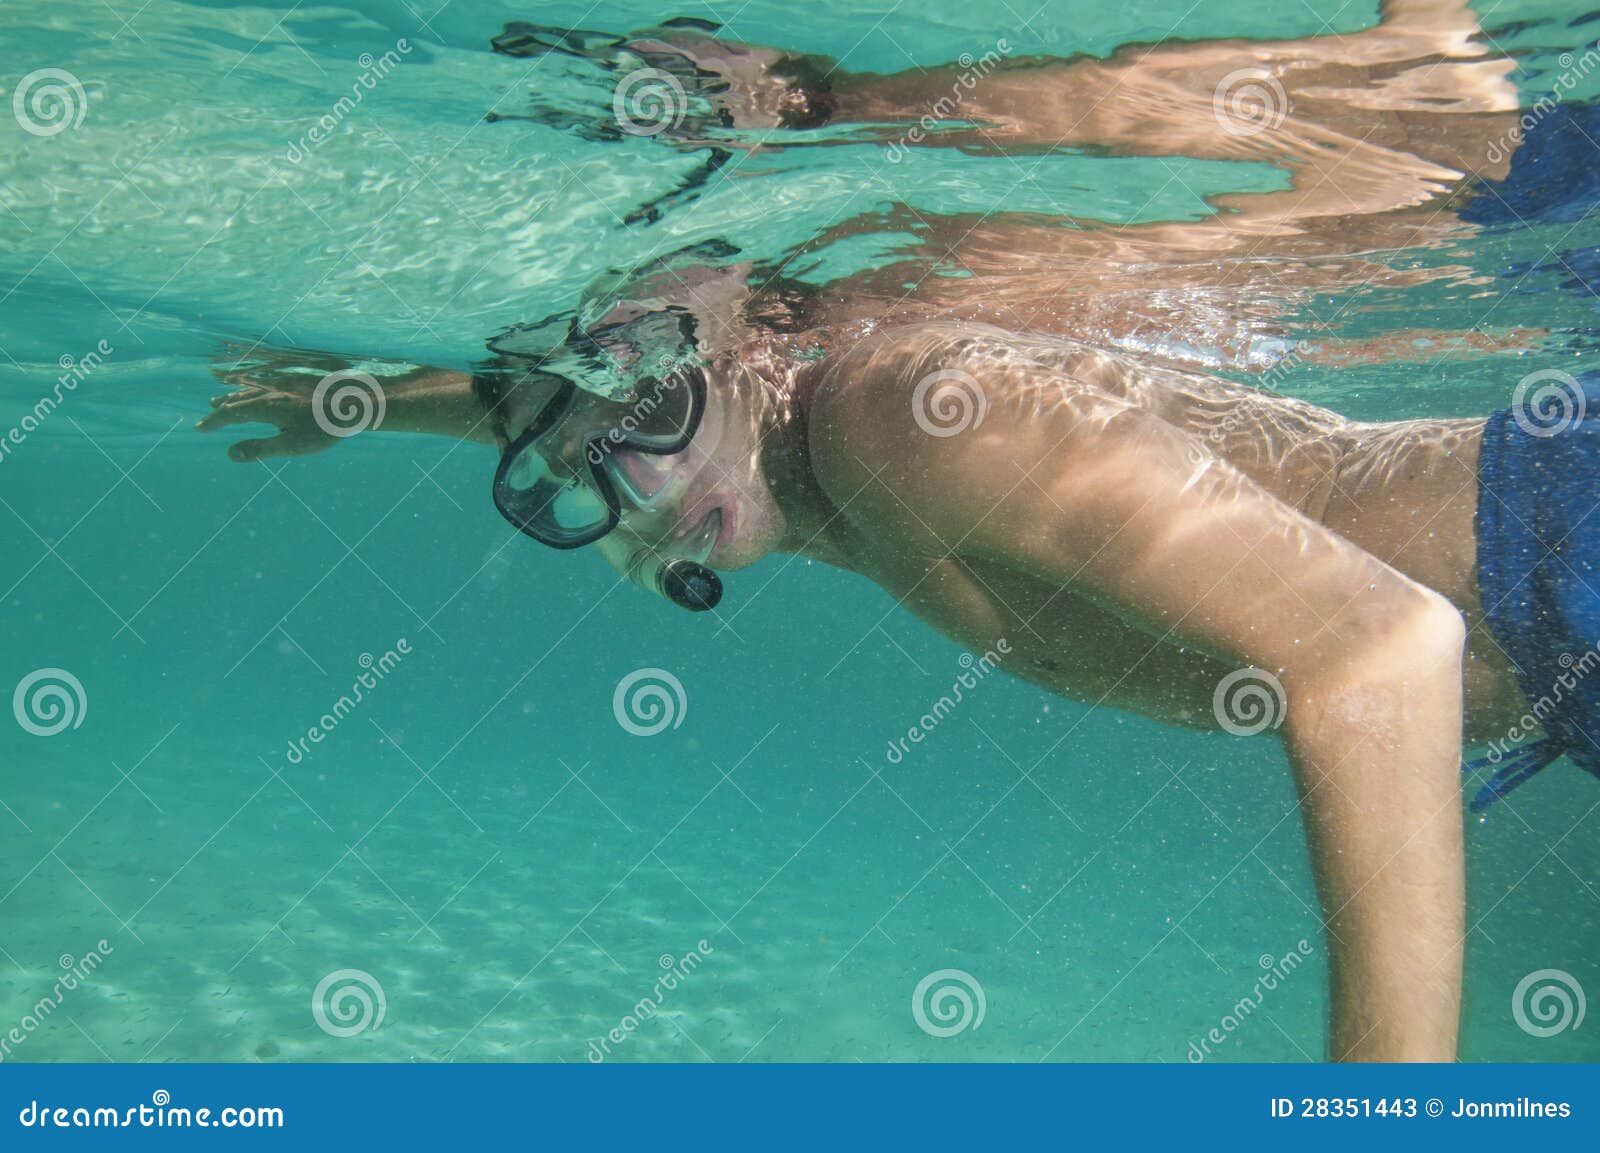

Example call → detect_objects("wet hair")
768 55 837 130
741 272 824 334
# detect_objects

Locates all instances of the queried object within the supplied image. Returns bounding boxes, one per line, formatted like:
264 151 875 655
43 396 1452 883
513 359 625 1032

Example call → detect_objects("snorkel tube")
596 532 723 612
626 549 723 612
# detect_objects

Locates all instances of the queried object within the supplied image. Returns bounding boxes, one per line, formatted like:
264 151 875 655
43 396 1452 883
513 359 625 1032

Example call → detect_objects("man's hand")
198 343 370 461
198 342 493 459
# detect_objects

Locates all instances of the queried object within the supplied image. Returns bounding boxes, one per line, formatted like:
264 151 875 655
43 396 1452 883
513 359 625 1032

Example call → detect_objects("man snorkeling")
198 1 1600 1061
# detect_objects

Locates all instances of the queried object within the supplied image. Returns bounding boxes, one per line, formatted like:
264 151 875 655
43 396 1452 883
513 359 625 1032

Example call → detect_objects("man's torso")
803 323 1523 734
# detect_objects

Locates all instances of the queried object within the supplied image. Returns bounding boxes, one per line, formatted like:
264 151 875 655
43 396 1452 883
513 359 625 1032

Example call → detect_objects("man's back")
800 321 1518 731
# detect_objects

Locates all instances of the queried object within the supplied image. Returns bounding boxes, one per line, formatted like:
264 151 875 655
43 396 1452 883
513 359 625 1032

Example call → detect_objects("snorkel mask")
486 245 746 611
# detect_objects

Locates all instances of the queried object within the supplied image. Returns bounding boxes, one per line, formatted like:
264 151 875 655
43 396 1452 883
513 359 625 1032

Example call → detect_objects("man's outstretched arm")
813 351 1466 1060
198 347 496 459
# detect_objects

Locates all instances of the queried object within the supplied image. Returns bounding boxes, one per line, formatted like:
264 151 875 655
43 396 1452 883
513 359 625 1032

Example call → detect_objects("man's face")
604 357 787 570
514 357 787 570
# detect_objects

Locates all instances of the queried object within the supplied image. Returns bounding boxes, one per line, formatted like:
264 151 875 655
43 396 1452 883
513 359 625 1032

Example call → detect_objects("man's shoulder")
801 320 1140 516
807 318 1144 436
805 321 1001 476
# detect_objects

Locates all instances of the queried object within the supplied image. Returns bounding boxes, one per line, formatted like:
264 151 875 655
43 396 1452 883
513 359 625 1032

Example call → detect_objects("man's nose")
607 446 680 506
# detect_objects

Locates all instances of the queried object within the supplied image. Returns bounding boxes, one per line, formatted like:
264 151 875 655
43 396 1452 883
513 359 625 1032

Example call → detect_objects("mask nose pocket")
606 446 680 507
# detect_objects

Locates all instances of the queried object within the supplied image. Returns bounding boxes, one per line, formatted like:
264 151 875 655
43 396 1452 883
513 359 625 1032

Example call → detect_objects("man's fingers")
226 435 304 462
196 403 271 432
209 356 273 385
206 386 268 409
227 437 271 462
218 372 268 390
225 429 336 461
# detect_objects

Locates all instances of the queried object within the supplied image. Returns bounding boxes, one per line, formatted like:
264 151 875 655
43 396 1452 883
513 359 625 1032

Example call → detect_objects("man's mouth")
676 505 724 559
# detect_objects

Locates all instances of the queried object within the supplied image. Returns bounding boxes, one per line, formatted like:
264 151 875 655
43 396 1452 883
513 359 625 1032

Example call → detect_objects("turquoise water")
1 0 1598 1061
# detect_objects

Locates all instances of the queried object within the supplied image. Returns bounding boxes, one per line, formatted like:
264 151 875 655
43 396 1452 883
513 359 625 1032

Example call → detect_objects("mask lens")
605 371 698 447
544 479 612 537
491 367 707 549
495 440 614 548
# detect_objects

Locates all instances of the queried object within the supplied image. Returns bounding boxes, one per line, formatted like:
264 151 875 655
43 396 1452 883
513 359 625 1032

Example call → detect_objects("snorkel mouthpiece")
625 548 723 611
658 559 723 611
